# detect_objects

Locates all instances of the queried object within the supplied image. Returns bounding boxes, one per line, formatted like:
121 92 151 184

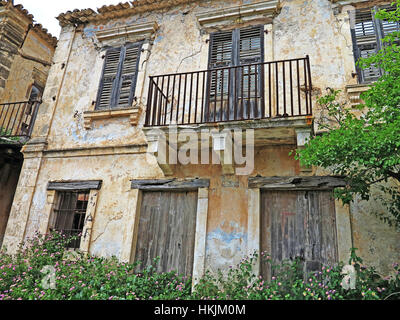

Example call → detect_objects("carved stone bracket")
83 104 142 129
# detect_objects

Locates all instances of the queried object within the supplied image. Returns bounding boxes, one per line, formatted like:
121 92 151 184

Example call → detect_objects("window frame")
205 25 265 121
351 4 400 84
51 191 90 250
47 180 102 251
95 41 143 110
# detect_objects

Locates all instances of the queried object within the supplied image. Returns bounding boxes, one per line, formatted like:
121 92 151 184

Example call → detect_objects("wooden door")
135 191 198 277
261 190 338 279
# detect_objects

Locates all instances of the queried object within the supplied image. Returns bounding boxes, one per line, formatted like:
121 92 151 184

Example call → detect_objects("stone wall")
0 2 56 103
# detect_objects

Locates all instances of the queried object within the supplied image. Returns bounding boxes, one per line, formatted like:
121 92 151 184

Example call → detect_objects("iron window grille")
52 191 90 249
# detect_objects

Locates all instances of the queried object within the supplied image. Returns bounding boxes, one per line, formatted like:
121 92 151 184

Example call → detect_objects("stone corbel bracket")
95 21 159 47
83 103 142 130
196 0 280 31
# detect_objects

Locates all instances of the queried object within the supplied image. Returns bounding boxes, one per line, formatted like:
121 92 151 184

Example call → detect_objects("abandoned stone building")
1 0 399 283
0 0 56 247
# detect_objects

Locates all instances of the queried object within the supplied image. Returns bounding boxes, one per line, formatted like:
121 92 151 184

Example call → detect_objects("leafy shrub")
0 232 399 300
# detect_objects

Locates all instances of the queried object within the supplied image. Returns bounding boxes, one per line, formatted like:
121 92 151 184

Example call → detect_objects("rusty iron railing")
145 56 313 127
0 100 41 140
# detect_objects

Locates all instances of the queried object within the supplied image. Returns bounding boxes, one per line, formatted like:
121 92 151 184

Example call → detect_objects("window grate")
52 191 89 249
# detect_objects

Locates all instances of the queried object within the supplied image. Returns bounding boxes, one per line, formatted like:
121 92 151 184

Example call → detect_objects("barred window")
52 191 90 249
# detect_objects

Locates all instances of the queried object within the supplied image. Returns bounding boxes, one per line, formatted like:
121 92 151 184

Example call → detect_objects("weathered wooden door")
135 191 198 277
261 190 338 278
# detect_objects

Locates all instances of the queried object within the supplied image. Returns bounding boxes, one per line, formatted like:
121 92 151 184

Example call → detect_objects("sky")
14 0 125 38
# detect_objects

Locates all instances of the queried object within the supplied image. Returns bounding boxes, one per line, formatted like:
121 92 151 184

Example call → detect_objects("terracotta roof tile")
57 0 201 26
0 0 57 47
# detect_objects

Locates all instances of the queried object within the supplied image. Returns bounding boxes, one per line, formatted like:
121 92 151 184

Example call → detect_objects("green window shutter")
116 42 143 108
96 42 142 110
96 47 122 110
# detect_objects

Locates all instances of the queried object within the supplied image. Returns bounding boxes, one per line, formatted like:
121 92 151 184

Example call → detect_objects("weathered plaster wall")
0 30 54 103
0 4 55 104
4 0 399 275
22 153 163 258
350 184 400 276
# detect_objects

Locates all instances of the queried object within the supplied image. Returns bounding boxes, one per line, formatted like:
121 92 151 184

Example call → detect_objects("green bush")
0 232 399 300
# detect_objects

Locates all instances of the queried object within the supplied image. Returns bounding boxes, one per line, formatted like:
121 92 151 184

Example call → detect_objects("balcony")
143 57 314 175
145 56 313 127
0 100 41 144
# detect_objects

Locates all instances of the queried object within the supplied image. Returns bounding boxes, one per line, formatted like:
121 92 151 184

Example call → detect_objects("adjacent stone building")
0 0 56 246
2 0 399 282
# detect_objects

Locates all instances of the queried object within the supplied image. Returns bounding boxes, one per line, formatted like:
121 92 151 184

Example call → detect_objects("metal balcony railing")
145 56 313 127
0 100 41 141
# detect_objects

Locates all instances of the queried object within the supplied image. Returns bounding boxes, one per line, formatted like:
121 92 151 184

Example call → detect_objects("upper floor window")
351 5 400 84
28 85 42 101
207 25 264 121
208 25 264 96
96 42 143 110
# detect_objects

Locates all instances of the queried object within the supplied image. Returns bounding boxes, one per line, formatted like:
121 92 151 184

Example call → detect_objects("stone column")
1 139 46 253
192 187 209 288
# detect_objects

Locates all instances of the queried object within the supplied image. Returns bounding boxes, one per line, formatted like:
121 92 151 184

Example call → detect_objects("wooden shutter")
379 4 400 44
117 43 142 108
135 191 198 277
239 26 263 65
96 42 142 110
261 190 338 279
96 47 122 110
239 26 263 98
208 30 233 98
351 9 382 83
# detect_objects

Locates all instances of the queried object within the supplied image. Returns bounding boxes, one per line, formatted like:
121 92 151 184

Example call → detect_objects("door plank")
261 190 338 279
135 191 198 277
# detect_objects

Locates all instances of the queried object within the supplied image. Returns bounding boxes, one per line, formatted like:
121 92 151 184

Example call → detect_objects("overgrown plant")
0 232 399 300
295 1 400 229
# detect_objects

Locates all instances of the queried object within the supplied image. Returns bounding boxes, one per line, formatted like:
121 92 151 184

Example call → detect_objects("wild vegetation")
295 1 400 229
0 232 399 300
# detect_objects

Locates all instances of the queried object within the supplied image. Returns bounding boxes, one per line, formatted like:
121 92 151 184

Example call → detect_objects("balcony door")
206 25 264 122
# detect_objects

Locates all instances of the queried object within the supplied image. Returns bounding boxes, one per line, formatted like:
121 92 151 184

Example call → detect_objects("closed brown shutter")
208 30 233 99
96 42 142 110
239 26 263 65
96 47 122 110
117 43 142 108
206 26 264 121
